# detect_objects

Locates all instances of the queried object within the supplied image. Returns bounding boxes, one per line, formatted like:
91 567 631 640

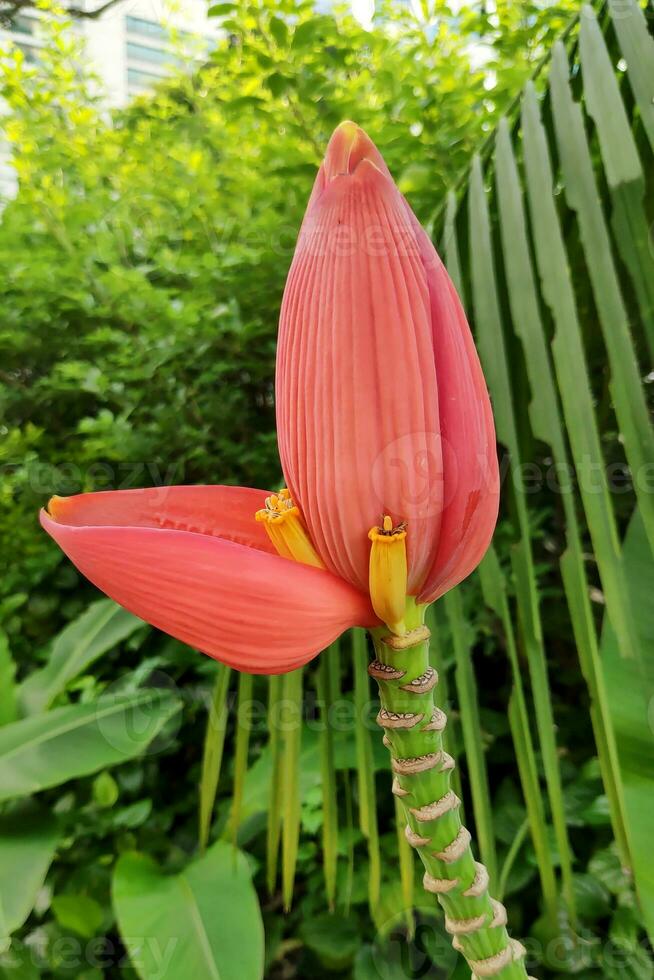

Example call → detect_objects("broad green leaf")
0 690 181 801
19 599 144 715
0 806 59 940
601 510 654 942
113 840 264 980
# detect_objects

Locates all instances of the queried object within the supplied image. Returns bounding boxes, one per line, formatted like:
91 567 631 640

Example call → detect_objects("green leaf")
265 73 290 98
0 806 59 940
51 894 104 938
268 16 288 47
19 599 143 715
300 913 360 970
579 4 654 362
588 845 631 896
521 76 644 658
550 42 654 553
0 690 181 801
468 151 575 921
601 509 654 943
0 941 40 979
207 2 237 16
291 19 327 50
112 799 152 829
113 840 264 980
609 0 654 153
92 771 119 808
572 873 611 921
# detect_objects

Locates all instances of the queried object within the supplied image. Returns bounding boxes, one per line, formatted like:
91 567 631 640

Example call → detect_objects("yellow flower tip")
325 120 367 181
368 515 407 543
335 119 359 141
255 490 324 569
46 494 67 518
368 517 408 635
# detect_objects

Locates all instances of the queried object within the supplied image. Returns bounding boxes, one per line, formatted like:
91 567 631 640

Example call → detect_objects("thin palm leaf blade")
600 510 654 942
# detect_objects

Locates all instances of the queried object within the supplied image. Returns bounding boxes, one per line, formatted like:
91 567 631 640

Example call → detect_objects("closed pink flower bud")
277 122 499 604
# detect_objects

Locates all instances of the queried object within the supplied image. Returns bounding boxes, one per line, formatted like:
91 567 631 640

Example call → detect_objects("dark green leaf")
0 690 181 801
0 806 59 937
113 841 264 980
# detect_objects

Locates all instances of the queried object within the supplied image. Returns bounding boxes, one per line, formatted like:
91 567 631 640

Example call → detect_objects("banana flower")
41 123 531 980
41 121 498 671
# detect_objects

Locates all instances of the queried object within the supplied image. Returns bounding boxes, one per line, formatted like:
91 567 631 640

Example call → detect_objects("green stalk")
369 608 530 980
427 608 464 809
444 590 497 885
281 667 303 910
266 674 283 894
227 670 253 843
198 663 231 853
498 818 529 902
316 649 339 909
353 628 381 915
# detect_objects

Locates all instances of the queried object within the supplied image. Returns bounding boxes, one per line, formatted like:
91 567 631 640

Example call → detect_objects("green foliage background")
0 1 652 978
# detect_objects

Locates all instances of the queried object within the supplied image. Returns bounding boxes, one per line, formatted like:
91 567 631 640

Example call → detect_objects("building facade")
0 0 219 195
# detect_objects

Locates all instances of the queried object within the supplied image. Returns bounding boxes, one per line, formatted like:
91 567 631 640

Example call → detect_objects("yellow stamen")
255 490 325 569
368 516 408 635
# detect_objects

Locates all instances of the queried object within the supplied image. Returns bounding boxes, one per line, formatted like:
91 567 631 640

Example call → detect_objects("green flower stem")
369 615 531 980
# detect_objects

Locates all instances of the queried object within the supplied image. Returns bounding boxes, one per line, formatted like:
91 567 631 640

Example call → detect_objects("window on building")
126 41 176 66
127 67 162 89
125 16 168 41
16 41 38 62
9 15 34 35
